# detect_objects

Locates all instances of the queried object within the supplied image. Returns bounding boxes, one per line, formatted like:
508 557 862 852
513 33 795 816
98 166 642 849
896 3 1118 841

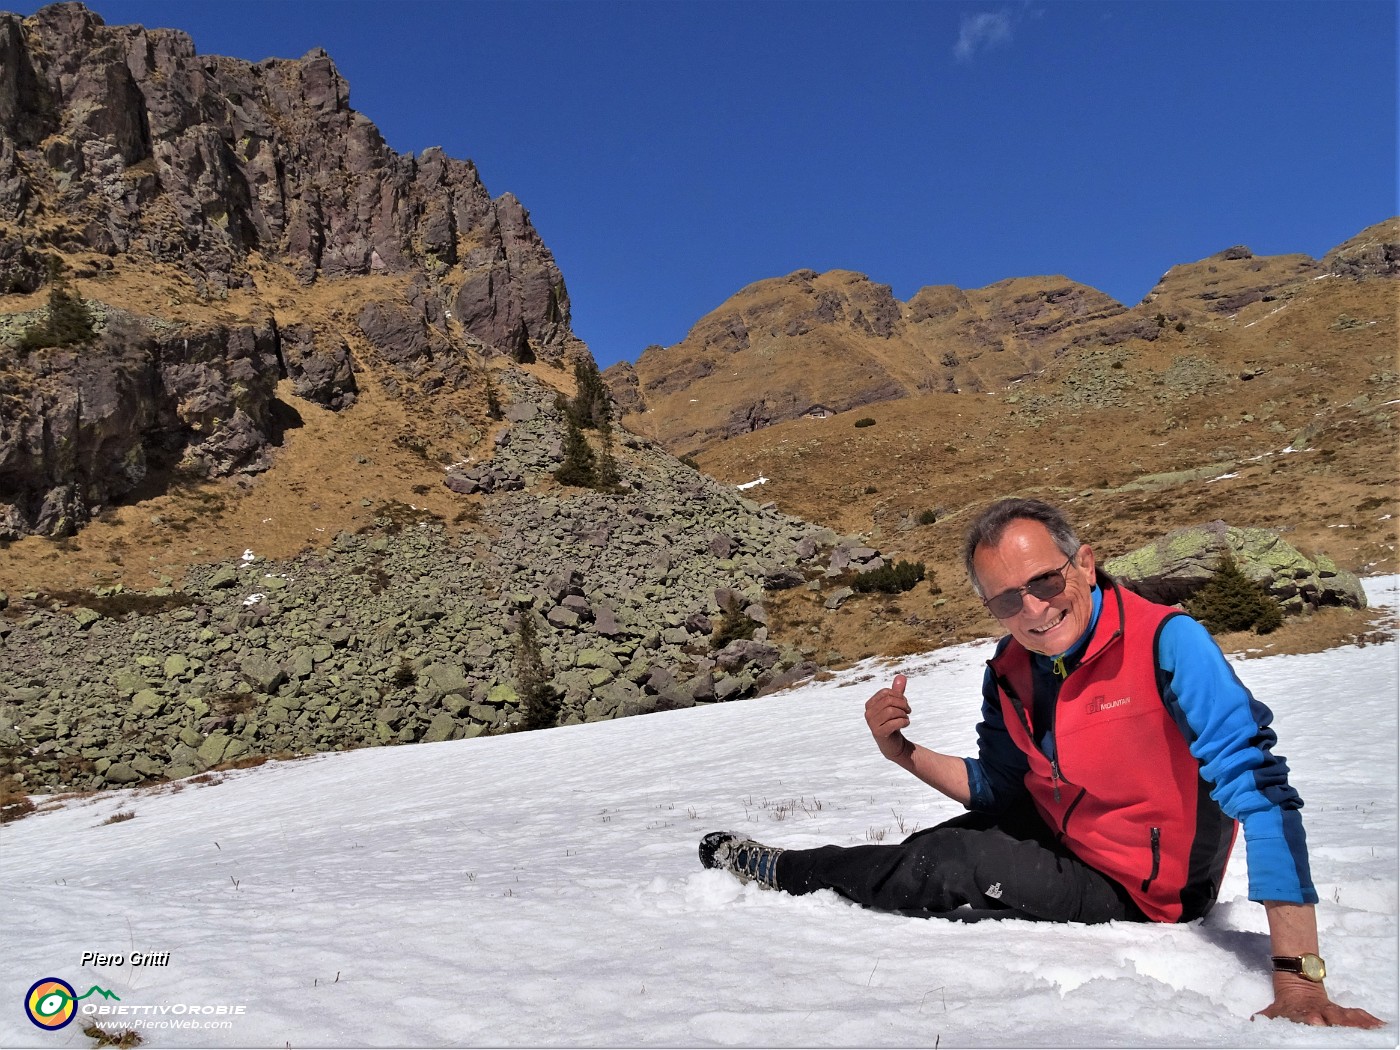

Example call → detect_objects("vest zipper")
1140 826 1162 892
1045 598 1122 812
1001 669 1070 804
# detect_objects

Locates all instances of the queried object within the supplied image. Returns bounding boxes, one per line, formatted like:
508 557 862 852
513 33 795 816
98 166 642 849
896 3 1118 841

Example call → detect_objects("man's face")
972 519 1096 656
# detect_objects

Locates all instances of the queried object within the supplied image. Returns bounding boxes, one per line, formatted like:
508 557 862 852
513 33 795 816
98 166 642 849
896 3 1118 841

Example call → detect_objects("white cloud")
954 10 1015 62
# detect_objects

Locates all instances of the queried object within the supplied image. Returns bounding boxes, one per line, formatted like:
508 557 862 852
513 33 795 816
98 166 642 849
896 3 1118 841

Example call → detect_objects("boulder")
422 712 457 743
280 323 357 409
240 652 288 693
1105 521 1366 613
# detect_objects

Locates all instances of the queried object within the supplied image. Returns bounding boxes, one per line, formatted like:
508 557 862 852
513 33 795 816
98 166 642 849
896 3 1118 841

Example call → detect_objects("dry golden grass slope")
687 233 1398 664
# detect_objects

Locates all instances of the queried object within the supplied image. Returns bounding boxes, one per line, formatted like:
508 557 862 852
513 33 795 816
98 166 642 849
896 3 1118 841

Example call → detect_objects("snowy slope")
3 579 1397 1049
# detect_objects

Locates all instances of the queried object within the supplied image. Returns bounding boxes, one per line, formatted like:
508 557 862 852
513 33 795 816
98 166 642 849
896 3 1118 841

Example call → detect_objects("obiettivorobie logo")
24 977 120 1030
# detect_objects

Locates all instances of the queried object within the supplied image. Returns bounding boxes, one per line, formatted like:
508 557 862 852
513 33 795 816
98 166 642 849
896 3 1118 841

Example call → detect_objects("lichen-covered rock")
421 711 457 743
1105 521 1366 613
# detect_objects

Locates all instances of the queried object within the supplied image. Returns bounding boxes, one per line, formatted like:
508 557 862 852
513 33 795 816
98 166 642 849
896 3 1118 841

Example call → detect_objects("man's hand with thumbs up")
862 672 973 805
864 672 914 762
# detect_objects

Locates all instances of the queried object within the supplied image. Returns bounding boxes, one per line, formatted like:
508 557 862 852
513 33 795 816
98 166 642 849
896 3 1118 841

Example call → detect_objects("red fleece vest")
987 582 1237 922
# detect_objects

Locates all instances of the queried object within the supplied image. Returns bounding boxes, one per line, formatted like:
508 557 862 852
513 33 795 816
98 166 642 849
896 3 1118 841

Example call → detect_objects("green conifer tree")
514 612 559 732
594 423 623 491
553 415 598 488
711 594 759 648
569 356 612 430
484 372 504 421
18 257 95 352
1186 552 1284 635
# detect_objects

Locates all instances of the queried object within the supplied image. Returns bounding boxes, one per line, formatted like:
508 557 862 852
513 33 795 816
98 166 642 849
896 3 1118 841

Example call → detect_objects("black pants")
775 801 1147 923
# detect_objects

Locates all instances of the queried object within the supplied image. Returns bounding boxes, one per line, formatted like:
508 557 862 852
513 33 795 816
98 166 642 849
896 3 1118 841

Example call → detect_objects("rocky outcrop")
608 268 1135 455
1321 217 1400 280
279 323 357 410
0 2 574 362
1104 521 1367 614
0 2 600 538
0 371 889 793
1138 247 1320 318
0 308 290 537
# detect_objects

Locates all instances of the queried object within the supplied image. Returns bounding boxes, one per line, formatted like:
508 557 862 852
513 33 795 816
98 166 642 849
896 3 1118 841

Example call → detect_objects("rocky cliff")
0 1 578 537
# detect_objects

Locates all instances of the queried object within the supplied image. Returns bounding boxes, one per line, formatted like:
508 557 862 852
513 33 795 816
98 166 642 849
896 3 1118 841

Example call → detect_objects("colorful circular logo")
25 977 77 1030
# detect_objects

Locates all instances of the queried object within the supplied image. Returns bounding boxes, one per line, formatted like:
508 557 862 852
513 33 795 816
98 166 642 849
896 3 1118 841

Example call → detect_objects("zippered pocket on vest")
1058 786 1087 835
1140 826 1162 892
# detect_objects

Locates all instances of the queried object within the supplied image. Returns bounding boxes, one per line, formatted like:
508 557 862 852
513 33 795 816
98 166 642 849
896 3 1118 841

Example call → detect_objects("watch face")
1301 954 1327 982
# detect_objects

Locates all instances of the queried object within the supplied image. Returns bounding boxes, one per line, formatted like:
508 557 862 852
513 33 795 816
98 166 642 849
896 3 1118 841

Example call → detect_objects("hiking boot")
699 831 785 889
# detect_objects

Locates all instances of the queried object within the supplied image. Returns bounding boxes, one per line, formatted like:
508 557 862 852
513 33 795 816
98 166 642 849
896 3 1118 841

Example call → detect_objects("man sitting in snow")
700 497 1382 1029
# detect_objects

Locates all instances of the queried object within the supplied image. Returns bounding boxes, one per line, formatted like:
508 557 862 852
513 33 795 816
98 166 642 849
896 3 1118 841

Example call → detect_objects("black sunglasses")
982 555 1076 619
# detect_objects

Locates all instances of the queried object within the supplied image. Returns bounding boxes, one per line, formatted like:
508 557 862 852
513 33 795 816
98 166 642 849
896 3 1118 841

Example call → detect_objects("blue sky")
22 0 1400 367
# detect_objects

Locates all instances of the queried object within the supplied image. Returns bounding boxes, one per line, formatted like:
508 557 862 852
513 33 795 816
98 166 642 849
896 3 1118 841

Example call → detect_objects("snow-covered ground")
4 580 1397 1049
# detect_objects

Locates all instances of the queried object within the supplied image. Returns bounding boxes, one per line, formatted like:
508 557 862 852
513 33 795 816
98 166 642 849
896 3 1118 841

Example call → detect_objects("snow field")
2 579 1396 1048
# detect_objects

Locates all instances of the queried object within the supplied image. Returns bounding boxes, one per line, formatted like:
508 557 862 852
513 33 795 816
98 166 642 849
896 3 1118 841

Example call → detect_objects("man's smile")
1028 610 1068 635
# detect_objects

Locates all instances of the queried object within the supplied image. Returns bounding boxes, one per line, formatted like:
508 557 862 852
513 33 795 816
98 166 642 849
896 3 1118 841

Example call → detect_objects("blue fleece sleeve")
1157 615 1317 904
964 666 1031 813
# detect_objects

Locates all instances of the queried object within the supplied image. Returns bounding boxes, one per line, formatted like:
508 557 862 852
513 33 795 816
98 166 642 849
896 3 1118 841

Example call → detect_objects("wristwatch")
1271 953 1326 982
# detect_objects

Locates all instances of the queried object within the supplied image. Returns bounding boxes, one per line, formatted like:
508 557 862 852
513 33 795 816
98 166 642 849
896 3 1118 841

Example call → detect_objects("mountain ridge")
606 221 1397 457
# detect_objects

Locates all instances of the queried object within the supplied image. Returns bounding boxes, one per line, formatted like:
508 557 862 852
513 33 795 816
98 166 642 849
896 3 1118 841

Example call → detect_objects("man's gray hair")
963 498 1082 597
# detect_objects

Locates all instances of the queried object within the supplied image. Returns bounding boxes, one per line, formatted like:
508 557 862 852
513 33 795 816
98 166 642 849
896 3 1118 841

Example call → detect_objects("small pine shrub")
391 657 416 687
1186 552 1284 635
595 436 623 491
712 595 759 648
17 257 95 352
484 374 504 420
514 614 559 731
854 417 876 428
916 508 938 526
852 559 926 594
